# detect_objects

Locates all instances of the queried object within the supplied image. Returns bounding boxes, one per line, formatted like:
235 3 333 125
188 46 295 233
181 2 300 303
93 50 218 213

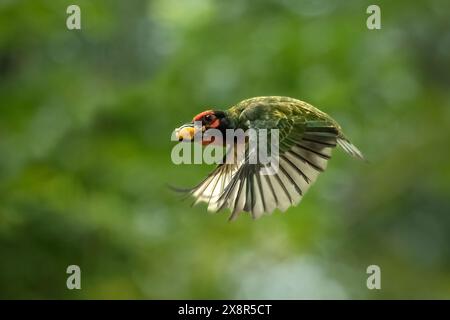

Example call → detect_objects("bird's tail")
337 137 365 160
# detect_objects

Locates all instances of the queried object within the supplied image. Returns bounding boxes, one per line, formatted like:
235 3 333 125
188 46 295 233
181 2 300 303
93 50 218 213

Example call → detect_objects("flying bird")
174 96 363 220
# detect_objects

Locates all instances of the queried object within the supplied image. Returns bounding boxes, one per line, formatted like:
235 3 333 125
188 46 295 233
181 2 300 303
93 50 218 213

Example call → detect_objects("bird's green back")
226 96 343 136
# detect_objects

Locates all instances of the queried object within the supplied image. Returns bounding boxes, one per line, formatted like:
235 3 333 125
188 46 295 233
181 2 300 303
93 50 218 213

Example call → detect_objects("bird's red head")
175 110 229 145
192 110 221 129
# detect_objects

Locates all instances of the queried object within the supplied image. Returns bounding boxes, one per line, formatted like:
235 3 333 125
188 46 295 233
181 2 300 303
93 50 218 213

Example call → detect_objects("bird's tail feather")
337 138 365 160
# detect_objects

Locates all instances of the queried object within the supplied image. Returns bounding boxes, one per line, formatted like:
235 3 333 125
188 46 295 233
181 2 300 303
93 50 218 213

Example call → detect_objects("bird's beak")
175 123 196 141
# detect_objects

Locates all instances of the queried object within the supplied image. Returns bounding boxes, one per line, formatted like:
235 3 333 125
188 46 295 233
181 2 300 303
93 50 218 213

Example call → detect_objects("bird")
174 96 364 220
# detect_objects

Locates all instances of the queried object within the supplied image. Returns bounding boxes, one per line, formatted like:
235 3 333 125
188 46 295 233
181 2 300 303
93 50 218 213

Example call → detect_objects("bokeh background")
1 0 449 299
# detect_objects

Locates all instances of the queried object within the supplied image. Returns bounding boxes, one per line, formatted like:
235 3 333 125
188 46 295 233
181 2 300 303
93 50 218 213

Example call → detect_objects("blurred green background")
1 0 449 299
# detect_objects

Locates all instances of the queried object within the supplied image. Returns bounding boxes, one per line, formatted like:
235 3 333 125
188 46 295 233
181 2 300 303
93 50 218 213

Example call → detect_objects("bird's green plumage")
227 96 341 132
225 96 347 154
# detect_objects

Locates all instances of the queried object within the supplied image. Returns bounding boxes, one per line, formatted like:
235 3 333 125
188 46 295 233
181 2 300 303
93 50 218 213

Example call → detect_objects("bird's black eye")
204 114 213 122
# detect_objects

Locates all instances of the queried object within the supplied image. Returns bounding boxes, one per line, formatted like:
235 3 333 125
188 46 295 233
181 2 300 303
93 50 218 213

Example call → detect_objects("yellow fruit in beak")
175 124 196 141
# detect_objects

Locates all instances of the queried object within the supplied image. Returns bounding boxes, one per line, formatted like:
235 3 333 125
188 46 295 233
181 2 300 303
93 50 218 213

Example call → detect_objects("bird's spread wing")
214 106 338 220
181 100 363 220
